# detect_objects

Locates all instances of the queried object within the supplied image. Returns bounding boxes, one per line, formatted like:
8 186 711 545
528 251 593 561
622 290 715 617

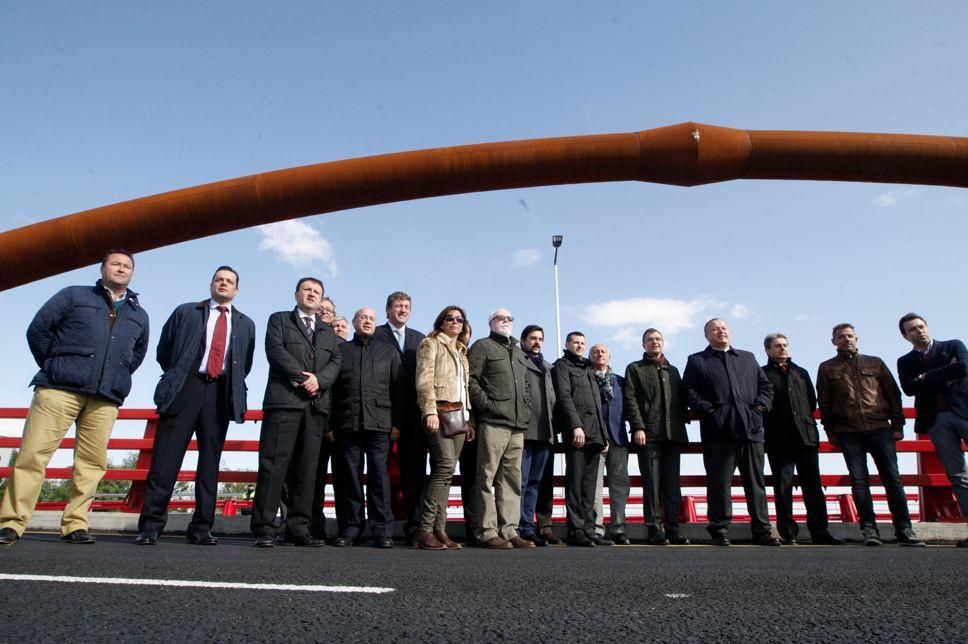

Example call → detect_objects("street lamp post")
552 235 563 358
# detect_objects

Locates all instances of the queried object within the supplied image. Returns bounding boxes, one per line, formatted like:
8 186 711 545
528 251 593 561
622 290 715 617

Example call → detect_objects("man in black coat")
553 332 613 547
372 291 426 543
897 313 968 547
331 307 402 548
761 333 841 546
250 277 342 548
682 318 779 546
136 266 256 546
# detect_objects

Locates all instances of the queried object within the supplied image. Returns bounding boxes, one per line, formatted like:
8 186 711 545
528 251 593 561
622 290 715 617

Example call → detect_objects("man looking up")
589 343 630 545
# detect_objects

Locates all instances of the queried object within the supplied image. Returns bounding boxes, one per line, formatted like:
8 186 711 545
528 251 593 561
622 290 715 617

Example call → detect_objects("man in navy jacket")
897 313 968 547
682 318 779 546
135 266 256 546
589 343 631 544
0 250 149 547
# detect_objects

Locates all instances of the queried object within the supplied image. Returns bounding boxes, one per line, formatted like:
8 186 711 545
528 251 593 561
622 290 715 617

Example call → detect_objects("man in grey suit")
250 277 342 548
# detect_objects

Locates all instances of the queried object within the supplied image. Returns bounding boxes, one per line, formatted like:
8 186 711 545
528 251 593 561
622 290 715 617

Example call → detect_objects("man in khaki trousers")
0 250 150 546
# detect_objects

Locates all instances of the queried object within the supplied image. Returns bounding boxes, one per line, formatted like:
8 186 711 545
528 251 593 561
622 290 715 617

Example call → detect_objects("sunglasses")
444 315 465 323
491 315 514 323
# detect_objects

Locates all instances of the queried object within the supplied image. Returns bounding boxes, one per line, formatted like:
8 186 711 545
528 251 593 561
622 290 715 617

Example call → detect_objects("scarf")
594 366 614 401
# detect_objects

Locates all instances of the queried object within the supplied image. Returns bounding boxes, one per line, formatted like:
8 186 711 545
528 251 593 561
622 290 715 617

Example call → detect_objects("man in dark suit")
250 277 342 547
372 291 426 543
589 343 631 545
136 266 256 546
897 313 968 547
682 318 780 546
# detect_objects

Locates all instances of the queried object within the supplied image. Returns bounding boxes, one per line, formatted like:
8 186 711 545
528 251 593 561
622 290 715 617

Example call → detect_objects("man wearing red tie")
136 267 255 545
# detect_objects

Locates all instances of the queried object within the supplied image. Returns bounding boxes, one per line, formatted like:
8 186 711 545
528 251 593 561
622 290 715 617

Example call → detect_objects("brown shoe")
540 530 563 545
508 535 536 549
482 536 513 549
413 529 446 550
434 530 462 549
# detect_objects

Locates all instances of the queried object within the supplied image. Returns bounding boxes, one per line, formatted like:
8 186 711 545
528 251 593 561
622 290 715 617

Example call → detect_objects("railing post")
916 434 962 522
838 494 858 522
120 418 158 513
681 496 699 523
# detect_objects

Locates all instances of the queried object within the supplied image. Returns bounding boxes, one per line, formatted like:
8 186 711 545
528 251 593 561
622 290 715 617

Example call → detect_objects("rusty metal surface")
1 121 966 291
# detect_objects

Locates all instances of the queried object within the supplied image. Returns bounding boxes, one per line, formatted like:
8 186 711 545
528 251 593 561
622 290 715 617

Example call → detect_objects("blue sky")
2 3 967 463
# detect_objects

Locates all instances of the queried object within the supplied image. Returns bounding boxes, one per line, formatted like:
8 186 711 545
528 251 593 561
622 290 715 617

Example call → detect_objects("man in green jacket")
467 309 534 549
623 328 690 545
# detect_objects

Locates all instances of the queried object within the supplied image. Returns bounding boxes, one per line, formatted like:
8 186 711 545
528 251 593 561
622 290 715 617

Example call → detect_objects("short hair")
642 328 662 342
353 307 376 321
320 296 335 308
831 322 855 338
295 277 324 294
385 291 411 311
520 325 544 342
565 331 585 343
211 265 239 287
332 315 348 324
763 332 787 350
703 318 725 334
102 248 134 267
898 312 926 334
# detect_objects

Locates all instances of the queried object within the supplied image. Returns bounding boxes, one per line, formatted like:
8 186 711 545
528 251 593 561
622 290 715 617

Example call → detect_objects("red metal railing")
0 407 964 522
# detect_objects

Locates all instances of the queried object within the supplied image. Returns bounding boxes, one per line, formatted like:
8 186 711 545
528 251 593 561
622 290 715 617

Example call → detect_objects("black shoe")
781 537 799 545
896 528 926 547
375 537 394 549
289 534 323 547
612 533 630 545
186 532 218 546
135 530 159 546
333 536 354 547
710 533 731 547
61 530 96 545
957 537 968 548
587 533 614 546
811 532 845 545
0 527 19 546
753 534 783 546
253 535 275 548
540 531 563 545
666 532 691 545
646 533 670 546
521 533 548 547
567 532 595 547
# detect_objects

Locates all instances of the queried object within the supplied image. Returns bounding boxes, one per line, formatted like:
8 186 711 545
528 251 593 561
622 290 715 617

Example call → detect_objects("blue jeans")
519 441 552 536
838 427 911 531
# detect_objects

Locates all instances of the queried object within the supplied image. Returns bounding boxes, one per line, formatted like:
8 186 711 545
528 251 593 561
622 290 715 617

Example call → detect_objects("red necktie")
206 306 228 378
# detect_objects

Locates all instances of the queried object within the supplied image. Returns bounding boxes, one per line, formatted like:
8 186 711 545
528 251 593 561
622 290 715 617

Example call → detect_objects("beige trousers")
474 422 524 542
0 387 118 536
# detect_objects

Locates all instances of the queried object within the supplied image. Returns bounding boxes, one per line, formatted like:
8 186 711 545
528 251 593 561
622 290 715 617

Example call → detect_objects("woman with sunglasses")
412 306 475 549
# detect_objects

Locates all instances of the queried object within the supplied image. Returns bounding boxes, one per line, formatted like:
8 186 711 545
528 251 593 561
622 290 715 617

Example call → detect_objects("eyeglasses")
491 315 514 323
444 315 464 323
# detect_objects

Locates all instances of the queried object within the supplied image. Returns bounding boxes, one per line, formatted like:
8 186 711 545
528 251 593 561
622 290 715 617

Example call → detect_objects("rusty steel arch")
1 121 967 291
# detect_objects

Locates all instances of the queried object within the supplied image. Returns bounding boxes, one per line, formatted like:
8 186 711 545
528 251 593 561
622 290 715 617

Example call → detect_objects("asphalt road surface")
1 533 964 642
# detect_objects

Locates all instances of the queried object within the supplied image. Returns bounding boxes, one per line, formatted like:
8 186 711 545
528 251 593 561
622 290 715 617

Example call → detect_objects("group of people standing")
1 251 967 550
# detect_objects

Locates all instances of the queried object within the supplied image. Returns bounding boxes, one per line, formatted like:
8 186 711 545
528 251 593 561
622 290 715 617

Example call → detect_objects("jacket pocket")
45 346 96 389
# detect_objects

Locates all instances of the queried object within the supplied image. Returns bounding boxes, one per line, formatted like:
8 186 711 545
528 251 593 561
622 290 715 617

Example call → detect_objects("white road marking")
664 593 692 598
0 573 394 594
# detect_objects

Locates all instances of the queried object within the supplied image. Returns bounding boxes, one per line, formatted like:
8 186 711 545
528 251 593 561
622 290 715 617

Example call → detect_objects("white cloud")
582 296 752 348
511 248 541 268
257 220 338 276
872 188 916 208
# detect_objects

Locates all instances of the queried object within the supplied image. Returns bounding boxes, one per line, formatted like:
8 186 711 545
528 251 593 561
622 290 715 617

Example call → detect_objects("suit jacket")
154 300 256 423
523 355 556 443
374 322 425 428
682 345 773 443
761 359 819 449
598 371 629 447
262 309 342 412
897 339 968 433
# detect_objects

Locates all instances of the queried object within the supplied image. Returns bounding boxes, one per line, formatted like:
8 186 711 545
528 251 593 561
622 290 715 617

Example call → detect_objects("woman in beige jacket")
413 305 475 550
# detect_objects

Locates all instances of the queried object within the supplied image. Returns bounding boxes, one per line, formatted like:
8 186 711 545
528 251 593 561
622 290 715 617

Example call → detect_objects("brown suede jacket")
816 352 905 435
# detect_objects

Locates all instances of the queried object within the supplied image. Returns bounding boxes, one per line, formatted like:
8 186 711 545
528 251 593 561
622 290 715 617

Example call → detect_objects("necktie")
395 328 405 351
206 306 228 378
303 316 315 343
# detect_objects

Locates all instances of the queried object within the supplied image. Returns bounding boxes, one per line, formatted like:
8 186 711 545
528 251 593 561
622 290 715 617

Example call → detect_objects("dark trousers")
459 436 480 537
702 439 771 537
838 428 911 531
397 421 429 538
767 444 829 540
564 443 603 535
519 441 552 536
138 373 229 536
637 441 683 533
334 430 394 539
536 450 556 534
250 407 325 538
309 435 334 539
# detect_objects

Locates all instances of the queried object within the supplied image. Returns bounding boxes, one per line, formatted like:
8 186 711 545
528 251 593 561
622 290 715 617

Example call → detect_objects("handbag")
436 400 470 437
